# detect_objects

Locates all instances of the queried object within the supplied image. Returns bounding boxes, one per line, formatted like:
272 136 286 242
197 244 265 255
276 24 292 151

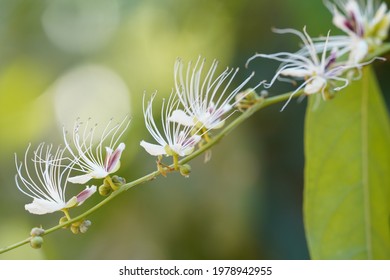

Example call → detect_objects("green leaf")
304 66 390 259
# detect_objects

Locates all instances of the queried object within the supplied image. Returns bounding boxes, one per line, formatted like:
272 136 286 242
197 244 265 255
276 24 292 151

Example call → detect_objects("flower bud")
70 224 80 234
111 175 126 186
30 236 43 249
260 90 269 98
99 184 112 196
179 164 191 178
235 88 262 111
79 220 92 234
30 227 45 237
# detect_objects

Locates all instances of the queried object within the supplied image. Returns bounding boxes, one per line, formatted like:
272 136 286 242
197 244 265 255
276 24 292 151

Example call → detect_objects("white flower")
169 57 254 131
326 0 390 62
140 92 201 157
15 143 96 215
247 27 373 110
63 116 130 184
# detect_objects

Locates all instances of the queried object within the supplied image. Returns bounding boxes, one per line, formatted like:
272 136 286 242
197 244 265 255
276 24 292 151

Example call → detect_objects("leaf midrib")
361 68 372 259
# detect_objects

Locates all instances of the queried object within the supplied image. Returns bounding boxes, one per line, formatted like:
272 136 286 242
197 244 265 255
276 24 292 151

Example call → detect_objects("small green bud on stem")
70 225 80 234
29 227 45 249
111 175 126 186
100 175 126 196
30 236 43 249
30 227 45 237
68 219 92 234
235 88 263 112
179 164 191 178
99 184 112 196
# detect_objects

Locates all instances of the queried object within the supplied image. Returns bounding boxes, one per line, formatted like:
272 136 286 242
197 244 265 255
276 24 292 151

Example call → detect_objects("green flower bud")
99 184 112 196
70 225 80 234
260 90 269 98
111 175 126 186
179 164 191 178
235 88 262 112
30 227 45 237
30 236 43 249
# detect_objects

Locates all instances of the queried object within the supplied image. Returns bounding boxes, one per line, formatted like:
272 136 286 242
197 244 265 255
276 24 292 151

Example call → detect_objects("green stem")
1 43 389 254
172 154 179 170
0 238 31 254
202 127 211 143
62 209 71 221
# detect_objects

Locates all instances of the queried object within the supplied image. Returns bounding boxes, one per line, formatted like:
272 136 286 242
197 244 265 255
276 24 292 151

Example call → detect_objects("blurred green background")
0 0 389 259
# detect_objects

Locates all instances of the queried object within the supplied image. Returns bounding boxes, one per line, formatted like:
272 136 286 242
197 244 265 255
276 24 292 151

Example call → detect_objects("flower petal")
140 141 167 156
68 173 94 184
280 68 312 77
332 8 354 36
168 109 195 126
104 147 113 170
304 76 326 94
76 185 97 205
65 196 78 208
105 143 125 173
25 198 65 215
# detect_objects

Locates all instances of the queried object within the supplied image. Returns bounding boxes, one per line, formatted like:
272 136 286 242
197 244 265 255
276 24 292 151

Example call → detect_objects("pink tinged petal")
76 185 97 205
168 109 195 126
333 10 351 34
105 143 125 173
104 147 113 171
280 68 312 78
68 173 94 184
180 134 202 155
181 136 201 156
345 0 361 21
346 0 364 36
213 103 232 119
25 198 66 215
325 50 337 70
304 77 326 95
140 140 167 156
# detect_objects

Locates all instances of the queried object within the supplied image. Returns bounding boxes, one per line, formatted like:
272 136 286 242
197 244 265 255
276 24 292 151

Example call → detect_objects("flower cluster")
247 0 389 110
12 0 390 245
15 116 130 222
326 0 390 63
15 56 255 223
140 57 255 169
